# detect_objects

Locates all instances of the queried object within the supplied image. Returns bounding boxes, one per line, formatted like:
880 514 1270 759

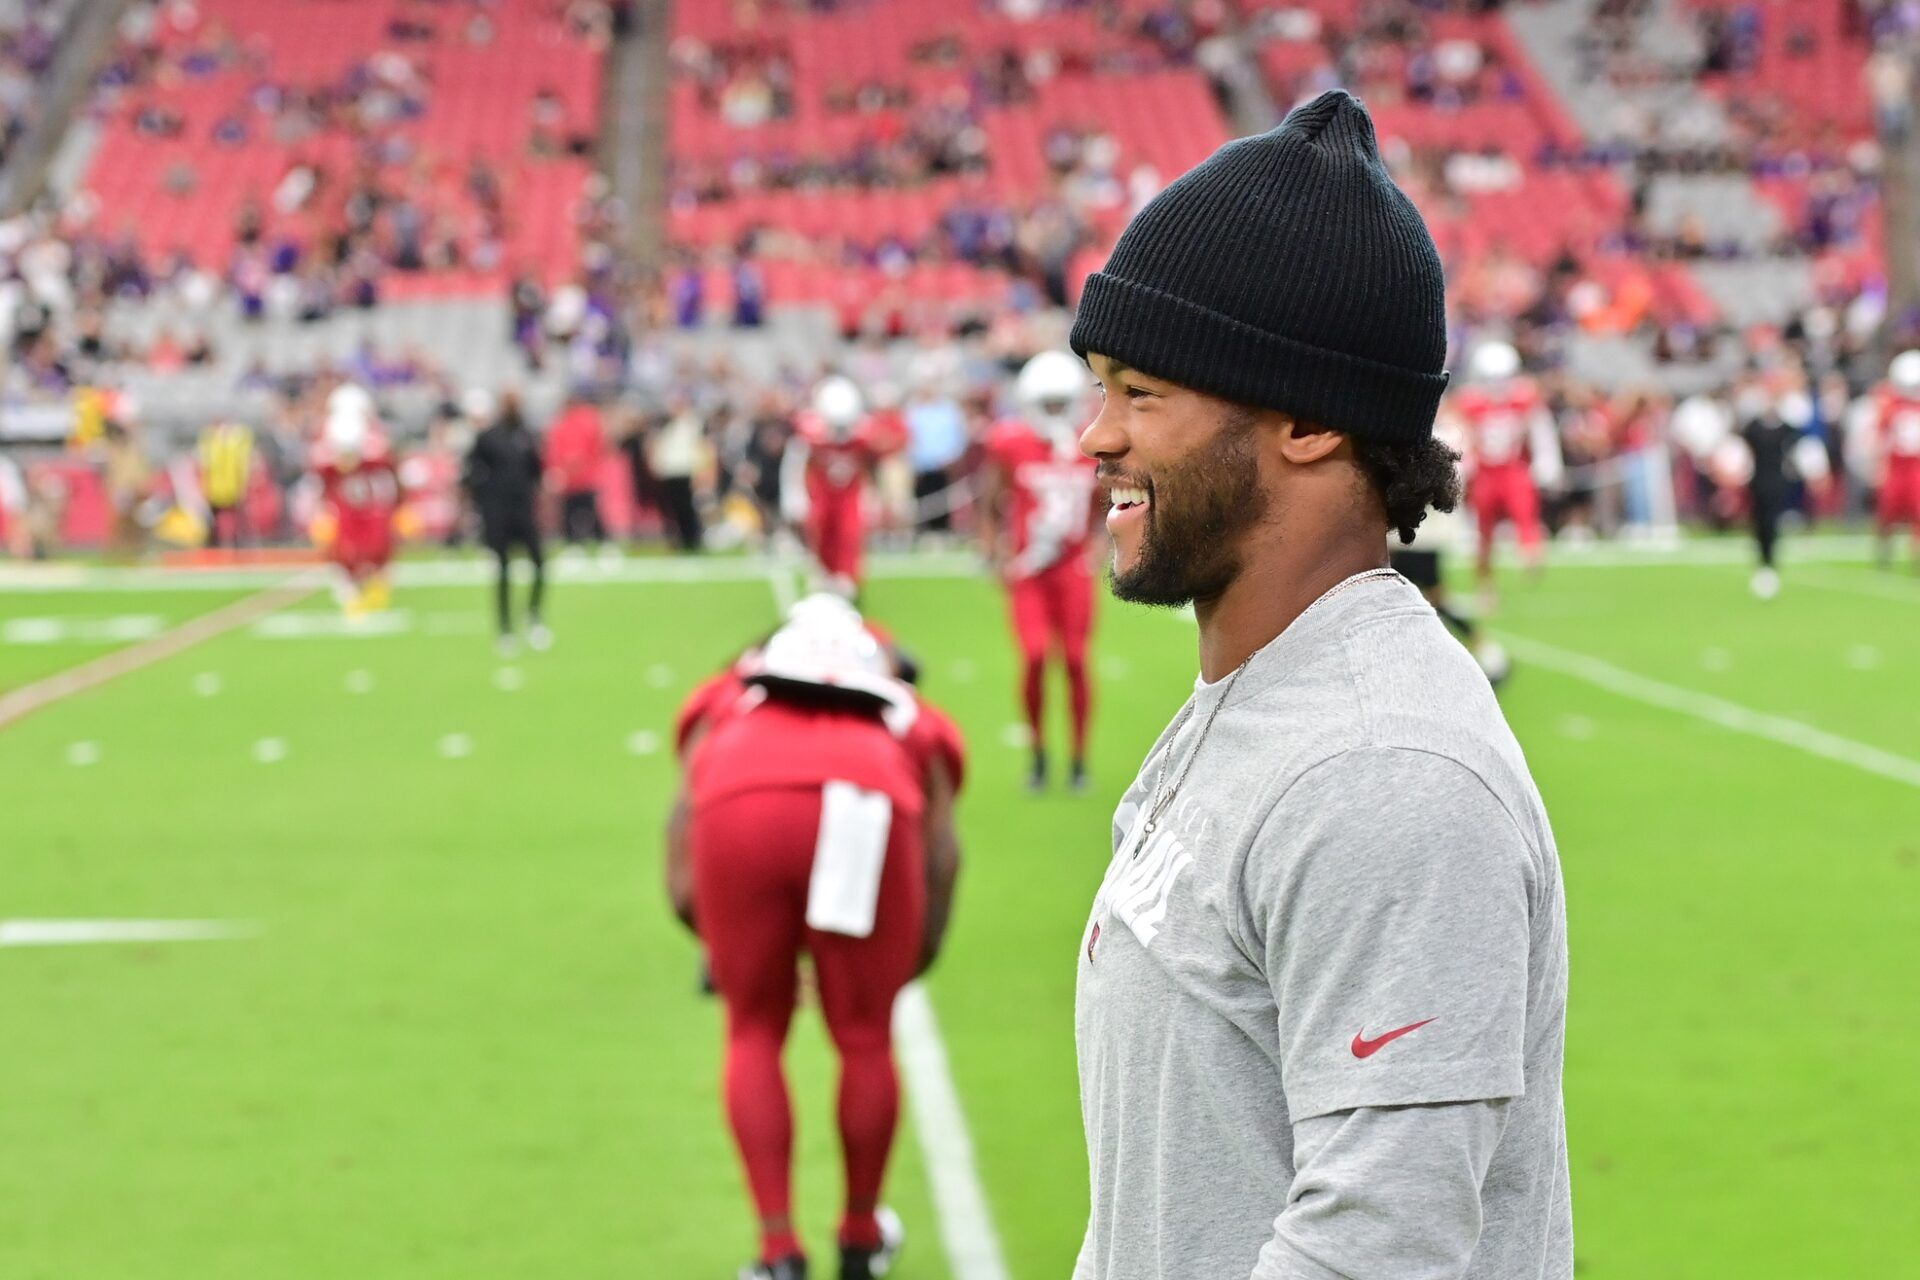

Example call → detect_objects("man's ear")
1271 414 1346 465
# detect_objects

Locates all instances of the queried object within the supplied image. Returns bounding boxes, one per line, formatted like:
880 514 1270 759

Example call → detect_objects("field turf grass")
2 544 1916 1278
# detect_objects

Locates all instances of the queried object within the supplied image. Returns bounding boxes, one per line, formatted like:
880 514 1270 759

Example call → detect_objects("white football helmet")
1016 350 1087 437
1889 350 1920 394
327 382 374 423
747 592 915 730
812 376 865 436
324 408 369 455
1469 341 1520 384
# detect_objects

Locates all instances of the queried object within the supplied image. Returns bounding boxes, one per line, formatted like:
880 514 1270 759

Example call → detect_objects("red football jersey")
1455 383 1541 470
690 697 928 815
313 437 401 521
798 411 886 498
677 664 966 794
983 417 1100 575
1876 389 1920 462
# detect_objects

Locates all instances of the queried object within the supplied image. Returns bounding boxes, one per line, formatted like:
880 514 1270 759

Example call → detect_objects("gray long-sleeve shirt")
1074 573 1571 1279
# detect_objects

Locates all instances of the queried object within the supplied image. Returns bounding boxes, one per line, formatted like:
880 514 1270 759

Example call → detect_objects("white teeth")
1111 485 1150 508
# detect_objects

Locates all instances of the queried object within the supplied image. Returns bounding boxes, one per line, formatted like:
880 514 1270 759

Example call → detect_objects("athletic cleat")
839 1207 904 1279
527 621 554 651
1069 760 1090 793
495 634 519 659
1750 567 1780 601
1027 749 1048 793
739 1256 807 1280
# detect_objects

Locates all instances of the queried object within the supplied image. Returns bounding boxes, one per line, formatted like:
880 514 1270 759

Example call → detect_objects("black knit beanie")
1070 90 1448 444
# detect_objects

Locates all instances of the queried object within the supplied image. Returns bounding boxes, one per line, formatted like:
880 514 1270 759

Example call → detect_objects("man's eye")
1124 385 1153 401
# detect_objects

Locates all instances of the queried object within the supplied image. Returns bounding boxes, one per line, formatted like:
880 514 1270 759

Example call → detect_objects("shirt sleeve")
1241 746 1538 1122
1251 1101 1510 1279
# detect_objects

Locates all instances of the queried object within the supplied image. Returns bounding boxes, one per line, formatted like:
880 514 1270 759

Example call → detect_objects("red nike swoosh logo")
1351 1018 1437 1059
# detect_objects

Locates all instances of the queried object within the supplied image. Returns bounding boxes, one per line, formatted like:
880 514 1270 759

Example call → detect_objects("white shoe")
527 622 554 651
1751 568 1780 600
495 634 519 659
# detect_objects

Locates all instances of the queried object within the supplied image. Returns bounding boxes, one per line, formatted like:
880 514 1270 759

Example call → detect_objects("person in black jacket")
463 390 551 653
1738 381 1797 600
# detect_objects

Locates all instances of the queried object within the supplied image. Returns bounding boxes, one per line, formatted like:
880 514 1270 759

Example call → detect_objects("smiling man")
1068 92 1571 1280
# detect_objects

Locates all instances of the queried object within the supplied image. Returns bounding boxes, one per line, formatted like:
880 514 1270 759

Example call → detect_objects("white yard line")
0 576 318 731
0 919 259 947
894 984 1014 1280
1500 633 1920 789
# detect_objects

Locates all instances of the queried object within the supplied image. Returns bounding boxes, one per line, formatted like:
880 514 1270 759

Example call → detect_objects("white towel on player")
806 781 894 939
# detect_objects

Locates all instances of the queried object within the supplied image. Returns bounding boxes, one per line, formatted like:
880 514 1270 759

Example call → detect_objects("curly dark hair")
1351 433 1464 545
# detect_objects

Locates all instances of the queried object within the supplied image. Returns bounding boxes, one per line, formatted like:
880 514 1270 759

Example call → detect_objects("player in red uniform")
1452 342 1559 604
667 596 965 1280
1873 350 1920 570
311 384 404 616
785 376 888 595
983 350 1102 791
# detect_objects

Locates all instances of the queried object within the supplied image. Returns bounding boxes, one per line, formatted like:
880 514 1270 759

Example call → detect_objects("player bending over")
668 596 966 1280
982 350 1103 791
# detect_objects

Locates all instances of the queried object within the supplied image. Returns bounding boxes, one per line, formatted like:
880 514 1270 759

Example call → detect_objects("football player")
1872 350 1920 570
668 596 965 1280
785 376 887 596
310 384 402 616
982 350 1102 791
1453 342 1559 606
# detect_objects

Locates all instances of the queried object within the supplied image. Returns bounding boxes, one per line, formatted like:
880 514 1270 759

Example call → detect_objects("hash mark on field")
344 668 376 694
948 659 977 684
252 737 288 764
1846 645 1882 671
895 985 1012 1280
65 741 100 767
1700 647 1732 672
493 666 525 692
438 733 473 759
1502 633 1920 789
1558 715 1596 741
645 663 676 689
999 723 1031 749
0 577 317 731
0 919 258 947
626 730 661 756
192 671 223 697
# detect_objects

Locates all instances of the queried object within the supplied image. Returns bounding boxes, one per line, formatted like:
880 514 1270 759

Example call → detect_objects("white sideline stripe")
0 576 319 730
766 562 799 614
1500 633 1920 789
894 985 1013 1280
0 919 259 947
0 537 1888 594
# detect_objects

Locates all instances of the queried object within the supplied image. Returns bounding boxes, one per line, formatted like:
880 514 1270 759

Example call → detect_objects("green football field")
2 542 1917 1279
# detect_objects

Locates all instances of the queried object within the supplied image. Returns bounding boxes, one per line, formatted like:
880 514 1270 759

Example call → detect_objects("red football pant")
808 494 865 583
1009 559 1094 758
1878 462 1920 535
691 785 925 1257
331 513 394 581
1472 466 1543 568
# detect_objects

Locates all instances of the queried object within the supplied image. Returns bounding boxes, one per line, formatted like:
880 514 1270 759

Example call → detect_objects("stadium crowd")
4 0 1918 574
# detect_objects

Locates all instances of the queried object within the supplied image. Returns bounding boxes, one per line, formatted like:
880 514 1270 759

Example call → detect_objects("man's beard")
1109 412 1268 608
